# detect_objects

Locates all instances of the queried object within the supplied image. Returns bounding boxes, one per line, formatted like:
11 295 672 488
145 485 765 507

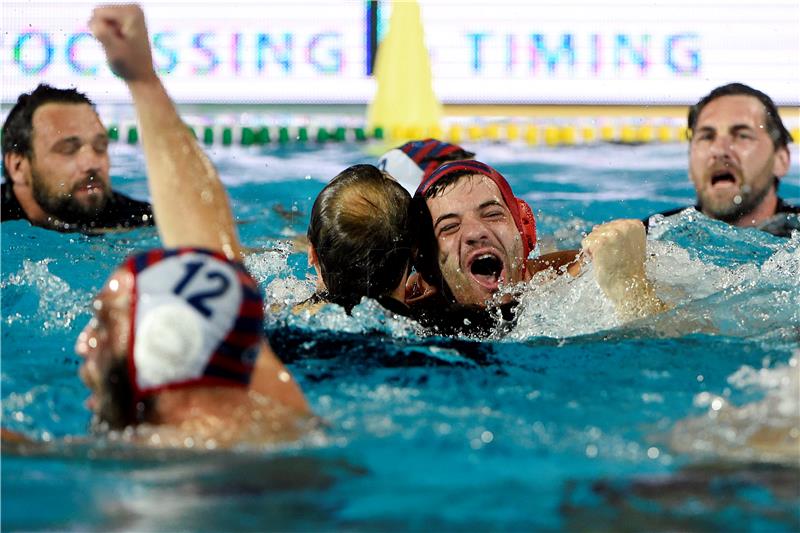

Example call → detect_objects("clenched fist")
582 219 665 318
89 4 157 82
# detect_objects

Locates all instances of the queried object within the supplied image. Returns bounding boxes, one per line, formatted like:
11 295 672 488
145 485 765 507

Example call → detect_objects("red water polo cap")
416 160 537 261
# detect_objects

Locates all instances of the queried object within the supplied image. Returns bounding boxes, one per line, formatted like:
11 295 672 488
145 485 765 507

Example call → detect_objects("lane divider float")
106 121 800 148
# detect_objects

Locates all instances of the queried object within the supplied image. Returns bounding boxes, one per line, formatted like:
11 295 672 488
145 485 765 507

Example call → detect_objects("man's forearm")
128 79 241 258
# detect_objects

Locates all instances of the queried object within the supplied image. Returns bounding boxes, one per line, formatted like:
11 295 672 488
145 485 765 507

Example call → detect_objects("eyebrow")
50 136 82 150
479 200 504 210
50 132 108 149
695 123 756 135
433 212 459 229
730 124 757 134
433 199 505 229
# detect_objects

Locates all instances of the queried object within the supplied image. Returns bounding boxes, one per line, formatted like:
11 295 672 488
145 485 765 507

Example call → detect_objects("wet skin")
28 102 112 218
75 269 132 419
689 95 790 224
425 175 525 306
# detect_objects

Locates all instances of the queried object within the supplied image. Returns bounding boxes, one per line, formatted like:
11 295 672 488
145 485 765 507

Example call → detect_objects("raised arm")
581 219 668 321
89 5 240 258
90 5 309 415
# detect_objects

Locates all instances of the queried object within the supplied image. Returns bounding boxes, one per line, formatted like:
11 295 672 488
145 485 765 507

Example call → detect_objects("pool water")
2 140 799 531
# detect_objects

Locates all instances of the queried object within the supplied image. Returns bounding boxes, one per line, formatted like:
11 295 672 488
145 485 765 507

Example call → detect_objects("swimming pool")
2 139 799 531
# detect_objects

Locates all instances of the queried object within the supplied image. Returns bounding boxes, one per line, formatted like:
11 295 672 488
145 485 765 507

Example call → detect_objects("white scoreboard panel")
2 0 797 105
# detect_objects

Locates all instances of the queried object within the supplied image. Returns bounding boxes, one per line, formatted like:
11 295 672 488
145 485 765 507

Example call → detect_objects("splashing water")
2 259 89 332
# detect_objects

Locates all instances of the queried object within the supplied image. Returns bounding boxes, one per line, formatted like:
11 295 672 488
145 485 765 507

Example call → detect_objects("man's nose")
709 133 734 160
461 215 490 245
75 322 95 358
76 144 105 173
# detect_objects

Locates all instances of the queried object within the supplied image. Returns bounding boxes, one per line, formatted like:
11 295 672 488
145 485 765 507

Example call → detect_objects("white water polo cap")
121 248 264 401
377 139 475 194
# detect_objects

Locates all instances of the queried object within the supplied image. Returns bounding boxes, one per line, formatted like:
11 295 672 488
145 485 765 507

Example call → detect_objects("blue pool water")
2 140 799 531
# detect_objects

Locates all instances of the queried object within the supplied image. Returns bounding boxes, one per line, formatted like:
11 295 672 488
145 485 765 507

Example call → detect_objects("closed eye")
53 138 82 155
438 222 459 236
93 137 109 154
692 129 714 142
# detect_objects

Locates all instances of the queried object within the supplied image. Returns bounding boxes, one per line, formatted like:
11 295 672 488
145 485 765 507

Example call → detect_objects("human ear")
772 145 790 178
307 245 325 290
307 245 319 269
4 152 30 186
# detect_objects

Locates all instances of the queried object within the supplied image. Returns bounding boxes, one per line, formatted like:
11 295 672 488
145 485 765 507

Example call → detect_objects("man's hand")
89 4 156 83
582 219 647 294
582 219 667 319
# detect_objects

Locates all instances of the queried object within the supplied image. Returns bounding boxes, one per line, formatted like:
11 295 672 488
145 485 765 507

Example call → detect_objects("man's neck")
729 188 779 228
11 182 54 227
145 386 304 448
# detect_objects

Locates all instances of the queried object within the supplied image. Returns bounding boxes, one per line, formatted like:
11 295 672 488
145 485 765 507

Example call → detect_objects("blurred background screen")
2 0 798 106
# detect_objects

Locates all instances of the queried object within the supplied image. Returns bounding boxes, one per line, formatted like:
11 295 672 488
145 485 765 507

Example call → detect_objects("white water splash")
670 354 800 465
2 259 89 331
508 231 800 340
506 265 619 340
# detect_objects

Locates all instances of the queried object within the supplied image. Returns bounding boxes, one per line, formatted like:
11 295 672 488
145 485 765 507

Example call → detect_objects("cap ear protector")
416 160 538 262
516 198 537 259
121 248 264 404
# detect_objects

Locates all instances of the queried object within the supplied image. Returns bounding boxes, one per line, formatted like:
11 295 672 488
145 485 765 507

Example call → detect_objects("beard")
697 179 773 224
31 169 111 224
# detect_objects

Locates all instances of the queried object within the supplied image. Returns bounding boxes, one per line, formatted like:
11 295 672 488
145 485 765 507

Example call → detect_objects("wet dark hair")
307 164 413 311
688 83 793 149
2 84 95 181
91 356 155 433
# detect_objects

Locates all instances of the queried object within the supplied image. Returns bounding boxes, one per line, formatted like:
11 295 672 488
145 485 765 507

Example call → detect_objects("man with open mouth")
411 160 666 323
645 83 797 237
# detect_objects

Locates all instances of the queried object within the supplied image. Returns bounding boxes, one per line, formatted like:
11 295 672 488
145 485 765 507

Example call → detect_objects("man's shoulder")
756 197 800 237
409 294 515 338
775 197 800 215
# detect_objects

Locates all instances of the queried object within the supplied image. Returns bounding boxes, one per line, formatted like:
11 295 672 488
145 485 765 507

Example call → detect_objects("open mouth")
73 177 105 195
710 172 736 187
469 253 505 290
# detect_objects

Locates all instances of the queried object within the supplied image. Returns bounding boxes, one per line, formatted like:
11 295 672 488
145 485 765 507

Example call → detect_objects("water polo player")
411 160 667 320
84 4 308 444
76 248 310 445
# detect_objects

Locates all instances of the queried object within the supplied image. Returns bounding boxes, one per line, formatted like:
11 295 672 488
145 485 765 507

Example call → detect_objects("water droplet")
647 446 660 459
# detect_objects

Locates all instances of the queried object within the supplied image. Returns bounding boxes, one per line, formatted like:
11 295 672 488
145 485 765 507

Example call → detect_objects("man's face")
28 102 112 222
425 175 525 306
688 95 790 223
75 269 134 430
